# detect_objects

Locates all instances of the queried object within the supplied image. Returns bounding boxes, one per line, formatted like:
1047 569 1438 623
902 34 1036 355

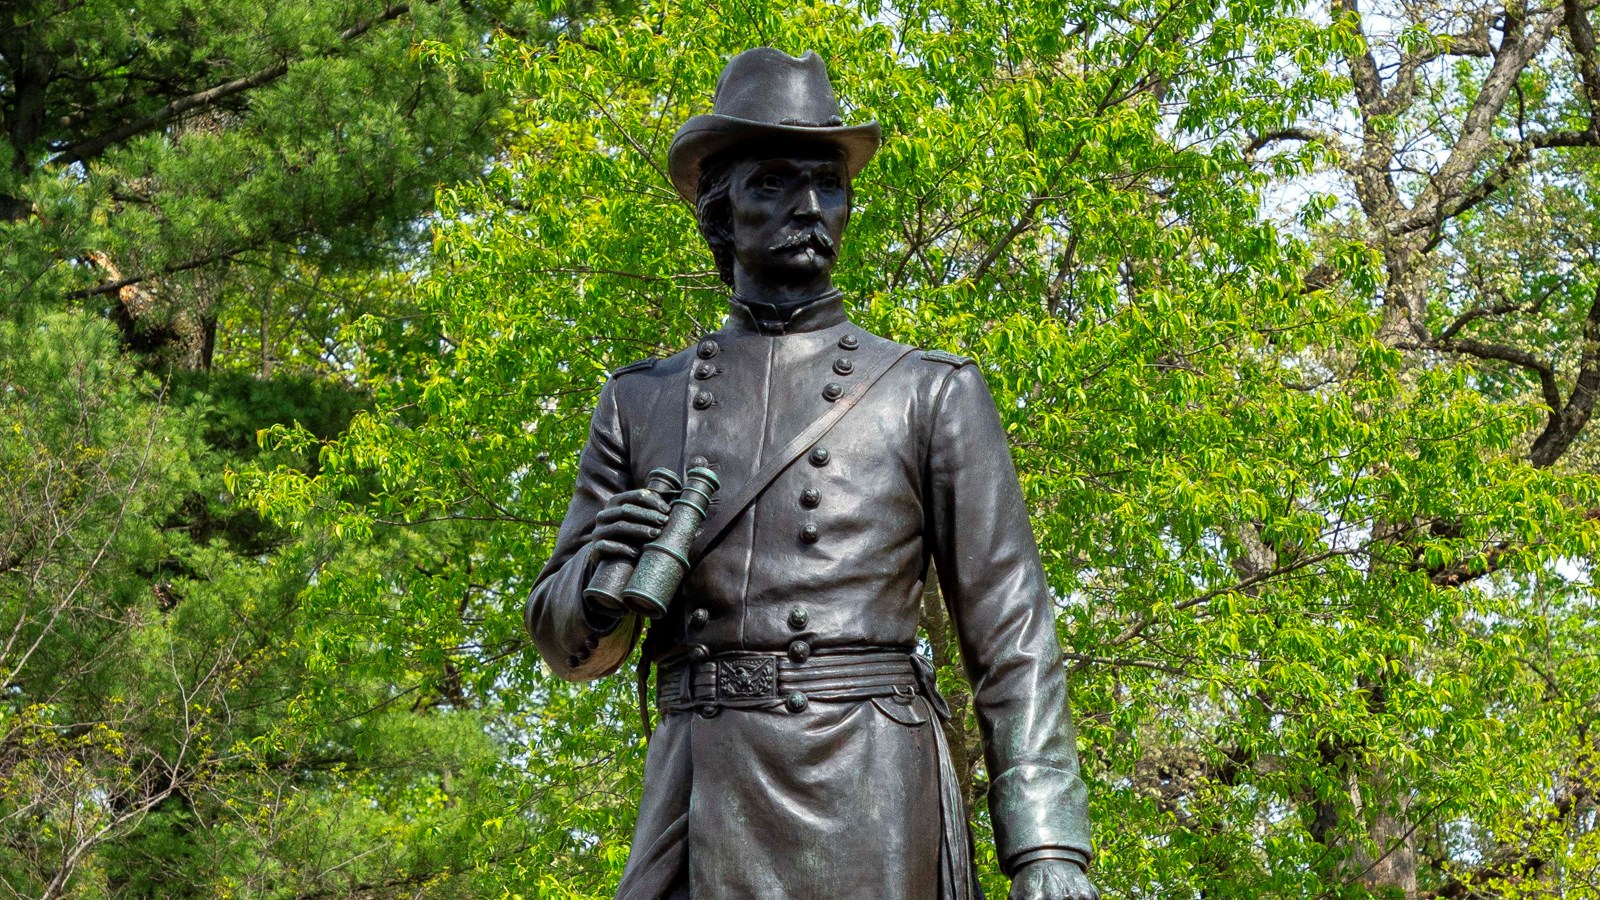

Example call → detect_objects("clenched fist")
581 488 672 615
1010 859 1099 900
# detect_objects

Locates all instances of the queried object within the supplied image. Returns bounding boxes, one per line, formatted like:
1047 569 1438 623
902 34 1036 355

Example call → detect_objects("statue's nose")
793 186 823 221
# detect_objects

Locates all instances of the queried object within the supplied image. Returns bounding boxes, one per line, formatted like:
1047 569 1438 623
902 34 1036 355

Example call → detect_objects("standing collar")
725 289 850 335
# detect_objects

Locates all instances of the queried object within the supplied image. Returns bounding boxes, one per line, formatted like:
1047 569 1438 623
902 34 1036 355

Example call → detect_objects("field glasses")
583 465 720 620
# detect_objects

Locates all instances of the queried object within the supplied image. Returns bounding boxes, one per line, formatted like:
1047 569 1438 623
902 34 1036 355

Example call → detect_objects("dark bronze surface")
526 45 1095 900
621 467 719 618
584 467 683 611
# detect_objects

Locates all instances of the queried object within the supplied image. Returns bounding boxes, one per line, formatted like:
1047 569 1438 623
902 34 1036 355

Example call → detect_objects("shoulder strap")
687 342 918 563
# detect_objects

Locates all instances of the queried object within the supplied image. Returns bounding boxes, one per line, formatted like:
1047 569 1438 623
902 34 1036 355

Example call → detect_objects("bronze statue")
526 47 1097 900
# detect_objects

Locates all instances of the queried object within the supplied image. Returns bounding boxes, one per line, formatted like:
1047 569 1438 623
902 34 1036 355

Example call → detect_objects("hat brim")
667 115 882 202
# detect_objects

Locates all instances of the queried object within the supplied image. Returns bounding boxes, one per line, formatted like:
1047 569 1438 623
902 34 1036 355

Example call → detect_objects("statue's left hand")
1009 859 1100 900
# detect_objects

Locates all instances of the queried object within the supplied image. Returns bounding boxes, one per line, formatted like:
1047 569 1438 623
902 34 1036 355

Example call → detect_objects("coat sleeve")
525 376 643 681
923 361 1094 874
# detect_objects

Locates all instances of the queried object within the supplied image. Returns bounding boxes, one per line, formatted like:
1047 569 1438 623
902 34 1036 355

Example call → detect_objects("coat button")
688 455 709 469
788 607 809 630
800 487 820 508
694 362 717 380
800 523 820 544
822 382 843 401
788 640 811 663
838 334 859 350
786 691 809 713
697 339 719 359
567 652 583 669
809 447 830 466
833 358 854 375
699 704 721 718
689 644 710 662
689 608 709 628
693 391 715 410
584 635 600 650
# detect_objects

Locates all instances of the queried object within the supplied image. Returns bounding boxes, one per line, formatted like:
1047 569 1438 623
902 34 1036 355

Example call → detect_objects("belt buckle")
716 656 777 700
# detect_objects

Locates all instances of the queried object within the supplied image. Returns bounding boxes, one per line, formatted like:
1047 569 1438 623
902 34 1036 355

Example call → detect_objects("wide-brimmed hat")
667 48 881 202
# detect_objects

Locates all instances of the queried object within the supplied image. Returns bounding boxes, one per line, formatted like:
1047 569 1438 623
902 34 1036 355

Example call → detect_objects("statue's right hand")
589 488 671 564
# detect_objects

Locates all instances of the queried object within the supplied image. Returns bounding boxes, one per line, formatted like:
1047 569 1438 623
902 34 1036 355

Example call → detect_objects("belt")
648 646 974 898
656 647 932 716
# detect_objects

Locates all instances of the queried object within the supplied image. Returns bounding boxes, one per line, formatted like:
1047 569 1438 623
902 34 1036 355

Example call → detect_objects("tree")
247 0 1599 896
5 0 1588 895
0 0 514 369
1245 0 1600 891
0 1 617 895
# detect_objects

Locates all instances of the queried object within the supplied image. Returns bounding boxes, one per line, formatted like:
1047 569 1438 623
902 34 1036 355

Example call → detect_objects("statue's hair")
695 156 739 287
693 142 853 288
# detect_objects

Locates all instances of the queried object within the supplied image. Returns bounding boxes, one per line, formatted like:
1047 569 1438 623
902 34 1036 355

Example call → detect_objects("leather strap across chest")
685 341 917 563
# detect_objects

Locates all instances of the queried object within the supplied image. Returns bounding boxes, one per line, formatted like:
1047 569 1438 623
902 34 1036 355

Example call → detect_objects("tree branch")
1403 128 1600 237
1529 281 1600 466
48 3 414 168
1391 3 1571 237
1404 336 1563 413
1243 127 1349 171
1382 15 1496 116
966 193 1048 286
1566 0 1600 122
62 247 243 300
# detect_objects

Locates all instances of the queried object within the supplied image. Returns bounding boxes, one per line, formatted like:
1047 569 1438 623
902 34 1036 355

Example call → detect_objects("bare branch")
1243 127 1350 171
1565 0 1600 122
62 247 243 300
1391 2 1570 237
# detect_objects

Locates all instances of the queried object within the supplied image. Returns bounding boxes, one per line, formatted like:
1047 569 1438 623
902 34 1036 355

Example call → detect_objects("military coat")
525 293 1092 898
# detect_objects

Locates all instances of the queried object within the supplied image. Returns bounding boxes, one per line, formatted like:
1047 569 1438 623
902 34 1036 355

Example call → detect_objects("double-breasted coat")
526 292 1092 898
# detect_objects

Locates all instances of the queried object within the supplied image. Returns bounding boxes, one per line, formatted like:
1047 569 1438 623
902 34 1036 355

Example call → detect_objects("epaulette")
609 357 657 378
921 349 974 367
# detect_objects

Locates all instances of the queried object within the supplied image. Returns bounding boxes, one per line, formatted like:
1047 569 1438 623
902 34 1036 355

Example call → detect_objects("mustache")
769 229 837 256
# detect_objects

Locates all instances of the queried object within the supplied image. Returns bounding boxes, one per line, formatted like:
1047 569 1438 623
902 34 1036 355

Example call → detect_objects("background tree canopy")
5 0 1600 896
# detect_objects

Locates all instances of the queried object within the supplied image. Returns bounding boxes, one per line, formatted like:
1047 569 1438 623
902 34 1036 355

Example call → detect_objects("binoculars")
583 465 720 620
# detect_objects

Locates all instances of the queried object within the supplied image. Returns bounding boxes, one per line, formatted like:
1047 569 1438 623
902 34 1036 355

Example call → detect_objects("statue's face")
725 143 850 286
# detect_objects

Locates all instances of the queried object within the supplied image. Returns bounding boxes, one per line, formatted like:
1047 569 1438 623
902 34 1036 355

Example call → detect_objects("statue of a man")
526 47 1097 900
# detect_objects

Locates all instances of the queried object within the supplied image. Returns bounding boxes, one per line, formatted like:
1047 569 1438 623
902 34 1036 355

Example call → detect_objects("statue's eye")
818 174 841 191
759 174 785 191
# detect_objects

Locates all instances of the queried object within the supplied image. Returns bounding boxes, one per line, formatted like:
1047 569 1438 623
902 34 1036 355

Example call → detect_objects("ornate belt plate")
717 657 776 699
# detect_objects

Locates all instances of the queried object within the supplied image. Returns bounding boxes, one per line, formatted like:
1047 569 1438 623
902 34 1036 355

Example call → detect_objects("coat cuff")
1009 847 1089 874
990 763 1094 875
527 543 635 680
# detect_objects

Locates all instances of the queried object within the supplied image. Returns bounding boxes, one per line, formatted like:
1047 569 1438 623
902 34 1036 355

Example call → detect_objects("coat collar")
724 289 850 335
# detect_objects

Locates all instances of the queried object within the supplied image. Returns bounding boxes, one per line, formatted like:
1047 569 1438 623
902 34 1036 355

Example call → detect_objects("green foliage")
0 2 588 893
242 0 1600 896
0 0 510 371
7 0 1600 895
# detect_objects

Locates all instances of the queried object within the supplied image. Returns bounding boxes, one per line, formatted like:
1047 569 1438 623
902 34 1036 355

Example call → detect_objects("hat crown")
666 47 880 202
710 48 845 128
